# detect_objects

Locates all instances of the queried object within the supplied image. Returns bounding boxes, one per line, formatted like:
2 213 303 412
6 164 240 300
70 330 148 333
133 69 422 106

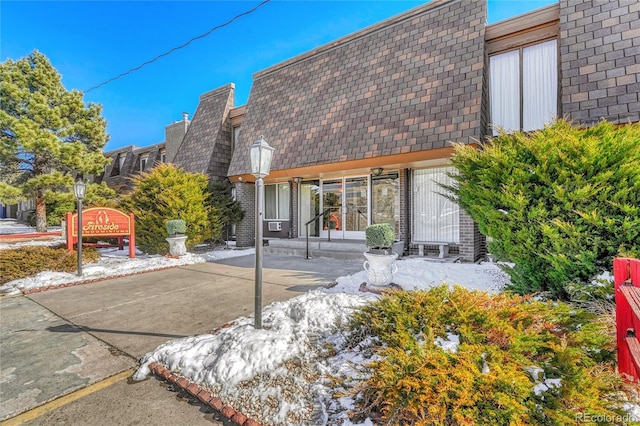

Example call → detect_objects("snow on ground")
0 242 255 296
132 257 512 425
0 226 515 424
2 224 514 424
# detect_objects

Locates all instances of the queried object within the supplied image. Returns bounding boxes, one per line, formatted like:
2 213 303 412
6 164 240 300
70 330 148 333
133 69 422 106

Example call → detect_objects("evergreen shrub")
346 286 629 425
0 245 99 284
365 223 395 250
166 219 186 236
121 164 221 254
447 119 640 299
207 179 245 233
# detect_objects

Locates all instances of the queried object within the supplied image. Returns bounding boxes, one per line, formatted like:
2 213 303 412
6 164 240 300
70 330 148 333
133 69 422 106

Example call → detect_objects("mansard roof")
173 84 235 178
228 0 486 177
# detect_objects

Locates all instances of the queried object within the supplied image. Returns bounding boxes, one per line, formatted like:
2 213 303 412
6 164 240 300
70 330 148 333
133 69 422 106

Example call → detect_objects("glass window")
140 156 148 171
264 183 290 220
372 173 400 235
278 184 290 220
413 167 459 243
490 39 557 134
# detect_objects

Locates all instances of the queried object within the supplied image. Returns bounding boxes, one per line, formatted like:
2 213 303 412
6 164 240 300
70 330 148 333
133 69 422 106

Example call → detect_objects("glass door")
321 179 342 238
318 177 369 239
343 177 368 239
300 180 320 237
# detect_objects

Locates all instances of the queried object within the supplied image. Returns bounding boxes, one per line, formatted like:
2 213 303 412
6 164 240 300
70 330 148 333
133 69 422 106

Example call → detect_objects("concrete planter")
166 235 188 257
363 251 398 287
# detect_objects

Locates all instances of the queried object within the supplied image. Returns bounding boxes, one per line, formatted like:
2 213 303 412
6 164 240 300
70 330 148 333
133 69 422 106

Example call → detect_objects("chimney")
165 113 190 163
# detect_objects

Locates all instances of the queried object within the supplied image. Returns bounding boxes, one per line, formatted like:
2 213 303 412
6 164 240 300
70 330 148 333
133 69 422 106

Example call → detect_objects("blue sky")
1 0 556 151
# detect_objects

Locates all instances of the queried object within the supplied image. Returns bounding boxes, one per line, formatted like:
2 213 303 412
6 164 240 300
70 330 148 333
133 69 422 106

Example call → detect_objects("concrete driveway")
0 254 361 425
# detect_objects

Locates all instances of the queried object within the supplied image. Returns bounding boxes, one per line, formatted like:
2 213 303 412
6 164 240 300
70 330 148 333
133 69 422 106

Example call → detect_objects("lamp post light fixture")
249 135 275 330
73 179 86 277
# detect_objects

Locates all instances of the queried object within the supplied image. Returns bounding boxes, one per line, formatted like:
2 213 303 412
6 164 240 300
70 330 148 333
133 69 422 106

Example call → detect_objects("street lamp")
249 135 274 329
73 179 86 276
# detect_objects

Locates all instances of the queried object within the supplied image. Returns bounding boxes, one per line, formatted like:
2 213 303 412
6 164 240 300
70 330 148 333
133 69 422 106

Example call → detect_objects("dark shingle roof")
228 0 486 176
173 84 234 177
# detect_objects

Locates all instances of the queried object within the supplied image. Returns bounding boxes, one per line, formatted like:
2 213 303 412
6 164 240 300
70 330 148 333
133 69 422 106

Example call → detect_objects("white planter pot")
363 252 398 287
166 235 188 256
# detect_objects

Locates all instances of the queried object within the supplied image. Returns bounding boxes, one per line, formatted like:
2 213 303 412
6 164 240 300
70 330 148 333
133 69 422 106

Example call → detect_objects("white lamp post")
249 135 274 329
73 179 86 276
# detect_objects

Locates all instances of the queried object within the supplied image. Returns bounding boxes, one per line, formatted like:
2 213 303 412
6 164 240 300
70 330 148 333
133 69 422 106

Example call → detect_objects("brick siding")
560 0 640 125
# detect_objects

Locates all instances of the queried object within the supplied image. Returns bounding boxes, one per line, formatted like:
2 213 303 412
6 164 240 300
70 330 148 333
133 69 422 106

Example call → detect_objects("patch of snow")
0 244 254 296
434 333 460 353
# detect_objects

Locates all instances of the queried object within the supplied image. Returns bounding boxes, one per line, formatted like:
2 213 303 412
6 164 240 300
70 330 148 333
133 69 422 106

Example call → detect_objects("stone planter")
363 251 398 287
166 235 188 257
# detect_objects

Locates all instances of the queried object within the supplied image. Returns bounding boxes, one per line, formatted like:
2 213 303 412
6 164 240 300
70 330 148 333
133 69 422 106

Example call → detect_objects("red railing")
615 257 640 382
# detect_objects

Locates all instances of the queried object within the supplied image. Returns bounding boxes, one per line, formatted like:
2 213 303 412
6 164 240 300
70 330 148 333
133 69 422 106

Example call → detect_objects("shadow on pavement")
47 324 187 339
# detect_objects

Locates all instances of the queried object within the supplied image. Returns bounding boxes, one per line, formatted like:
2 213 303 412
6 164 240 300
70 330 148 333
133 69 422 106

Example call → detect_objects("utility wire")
84 0 271 93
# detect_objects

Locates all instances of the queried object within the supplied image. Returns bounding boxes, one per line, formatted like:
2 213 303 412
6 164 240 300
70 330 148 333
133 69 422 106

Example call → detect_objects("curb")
358 282 403 295
147 362 262 426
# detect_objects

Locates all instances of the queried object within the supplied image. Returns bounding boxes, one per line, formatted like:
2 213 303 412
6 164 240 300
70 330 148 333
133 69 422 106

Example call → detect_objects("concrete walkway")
0 254 361 425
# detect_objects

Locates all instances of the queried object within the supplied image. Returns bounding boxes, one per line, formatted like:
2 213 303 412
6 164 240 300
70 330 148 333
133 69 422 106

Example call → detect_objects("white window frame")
140 155 148 171
489 39 558 134
264 183 290 220
412 167 460 244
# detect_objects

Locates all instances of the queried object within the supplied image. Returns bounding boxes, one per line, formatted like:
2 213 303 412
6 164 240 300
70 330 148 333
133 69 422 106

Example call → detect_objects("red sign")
69 208 131 237
66 208 136 258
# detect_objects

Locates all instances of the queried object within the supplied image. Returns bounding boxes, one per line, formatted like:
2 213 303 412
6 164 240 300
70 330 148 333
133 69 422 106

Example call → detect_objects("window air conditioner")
268 222 282 232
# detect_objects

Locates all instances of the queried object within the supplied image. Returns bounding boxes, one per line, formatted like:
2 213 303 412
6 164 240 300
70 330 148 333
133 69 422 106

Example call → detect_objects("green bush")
166 219 186 236
346 286 630 425
0 245 100 284
365 223 395 250
207 179 245 229
120 164 221 254
447 119 640 299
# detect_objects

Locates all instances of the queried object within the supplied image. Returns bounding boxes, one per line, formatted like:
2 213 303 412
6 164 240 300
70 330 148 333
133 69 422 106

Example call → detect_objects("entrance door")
321 179 343 238
320 177 368 239
300 180 320 237
343 177 368 238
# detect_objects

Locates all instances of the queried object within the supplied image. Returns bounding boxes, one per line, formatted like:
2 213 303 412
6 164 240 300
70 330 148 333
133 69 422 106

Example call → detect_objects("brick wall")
165 117 189 164
560 0 640 125
458 209 482 262
291 180 299 238
398 169 408 244
235 181 256 247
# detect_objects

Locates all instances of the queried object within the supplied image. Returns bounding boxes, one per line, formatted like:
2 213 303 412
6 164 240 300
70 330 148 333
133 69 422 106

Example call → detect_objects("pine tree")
0 51 109 231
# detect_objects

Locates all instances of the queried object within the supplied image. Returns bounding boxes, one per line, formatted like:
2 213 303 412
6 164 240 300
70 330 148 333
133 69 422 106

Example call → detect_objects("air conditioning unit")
268 222 282 232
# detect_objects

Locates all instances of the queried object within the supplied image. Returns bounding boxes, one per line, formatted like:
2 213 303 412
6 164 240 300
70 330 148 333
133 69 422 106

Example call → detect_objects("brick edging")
147 362 261 426
358 282 403 295
20 265 182 295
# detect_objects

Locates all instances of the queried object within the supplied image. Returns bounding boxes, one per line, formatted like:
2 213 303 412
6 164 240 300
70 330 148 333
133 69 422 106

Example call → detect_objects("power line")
84 0 271 93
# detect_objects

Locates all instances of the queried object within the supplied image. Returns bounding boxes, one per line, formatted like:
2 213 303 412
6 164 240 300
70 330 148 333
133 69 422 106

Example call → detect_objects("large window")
413 167 459 244
265 183 290 220
489 39 557 134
